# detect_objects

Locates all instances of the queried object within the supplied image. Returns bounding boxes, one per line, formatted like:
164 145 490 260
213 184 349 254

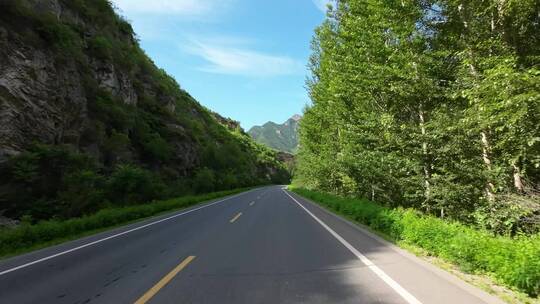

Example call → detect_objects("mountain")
0 0 290 222
248 115 301 154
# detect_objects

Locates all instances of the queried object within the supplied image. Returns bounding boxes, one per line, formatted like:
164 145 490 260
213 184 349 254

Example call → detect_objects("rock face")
210 111 243 132
0 45 87 161
94 62 138 105
0 0 192 169
248 115 301 153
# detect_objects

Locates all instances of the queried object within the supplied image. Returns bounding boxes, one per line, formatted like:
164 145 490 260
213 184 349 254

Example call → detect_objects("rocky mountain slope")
248 115 301 154
0 0 289 222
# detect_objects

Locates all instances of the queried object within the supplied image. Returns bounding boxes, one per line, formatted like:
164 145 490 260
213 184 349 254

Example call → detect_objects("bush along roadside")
0 187 253 258
290 187 540 297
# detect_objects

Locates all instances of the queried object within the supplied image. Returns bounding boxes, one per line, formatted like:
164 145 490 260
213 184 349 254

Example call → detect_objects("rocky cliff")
1 0 189 167
0 0 289 221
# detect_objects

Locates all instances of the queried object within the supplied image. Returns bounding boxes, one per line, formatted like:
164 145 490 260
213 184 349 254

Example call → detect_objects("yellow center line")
134 255 196 304
230 212 242 223
249 201 255 206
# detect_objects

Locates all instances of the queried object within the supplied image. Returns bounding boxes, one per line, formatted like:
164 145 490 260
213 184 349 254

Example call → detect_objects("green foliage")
217 171 240 190
1 145 162 220
131 116 173 162
474 193 540 236
0 2 81 60
88 35 113 60
35 15 84 61
0 139 284 222
88 91 135 132
292 188 540 296
102 130 132 164
296 0 540 233
60 0 117 28
0 188 251 258
0 144 98 220
193 168 216 194
58 170 106 218
106 164 165 205
116 17 134 36
144 135 172 161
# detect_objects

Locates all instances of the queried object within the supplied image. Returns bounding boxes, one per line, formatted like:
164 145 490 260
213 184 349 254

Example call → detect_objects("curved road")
0 186 503 304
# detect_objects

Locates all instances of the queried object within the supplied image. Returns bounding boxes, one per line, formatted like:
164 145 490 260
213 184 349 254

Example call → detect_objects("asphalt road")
0 186 504 304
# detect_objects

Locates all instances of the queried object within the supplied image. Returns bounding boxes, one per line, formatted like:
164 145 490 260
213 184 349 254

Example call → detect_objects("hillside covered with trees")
248 115 301 153
0 0 289 223
296 0 539 235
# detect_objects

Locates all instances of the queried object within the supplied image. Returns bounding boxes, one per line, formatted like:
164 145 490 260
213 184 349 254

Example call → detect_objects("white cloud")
111 0 230 16
312 0 333 12
186 40 303 77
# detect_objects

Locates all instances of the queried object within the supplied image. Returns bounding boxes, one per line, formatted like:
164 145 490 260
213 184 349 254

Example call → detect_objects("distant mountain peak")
290 114 302 122
248 115 301 154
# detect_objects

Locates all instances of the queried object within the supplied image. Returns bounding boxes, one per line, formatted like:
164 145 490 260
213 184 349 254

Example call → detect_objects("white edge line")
0 189 257 276
283 190 423 304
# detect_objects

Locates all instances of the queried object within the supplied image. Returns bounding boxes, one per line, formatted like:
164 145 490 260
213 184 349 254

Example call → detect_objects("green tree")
296 0 539 233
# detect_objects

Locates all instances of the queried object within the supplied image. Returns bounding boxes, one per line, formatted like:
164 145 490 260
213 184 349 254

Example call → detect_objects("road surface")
0 186 503 304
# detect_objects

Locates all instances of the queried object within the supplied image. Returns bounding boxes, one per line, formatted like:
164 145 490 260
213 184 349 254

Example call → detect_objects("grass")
0 187 254 259
289 186 540 299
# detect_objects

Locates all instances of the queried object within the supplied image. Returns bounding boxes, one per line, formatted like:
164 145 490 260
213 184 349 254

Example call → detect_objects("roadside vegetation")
0 142 287 223
295 1 539 299
0 188 252 258
291 187 540 298
297 1 539 235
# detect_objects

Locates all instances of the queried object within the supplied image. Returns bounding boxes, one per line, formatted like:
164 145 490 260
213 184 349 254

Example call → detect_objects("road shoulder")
285 189 506 304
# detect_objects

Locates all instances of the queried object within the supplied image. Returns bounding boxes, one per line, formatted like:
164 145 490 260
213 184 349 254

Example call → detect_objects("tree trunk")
512 161 525 192
481 131 496 201
419 106 431 201
460 2 496 202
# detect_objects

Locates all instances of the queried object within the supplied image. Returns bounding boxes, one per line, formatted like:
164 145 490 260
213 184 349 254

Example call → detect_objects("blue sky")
111 0 330 129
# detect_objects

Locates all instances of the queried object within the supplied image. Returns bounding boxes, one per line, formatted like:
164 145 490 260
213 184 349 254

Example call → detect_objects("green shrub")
58 170 106 218
88 35 113 60
0 144 99 220
217 171 239 190
88 91 135 131
0 188 251 258
143 135 172 161
102 130 132 164
291 187 540 296
36 14 83 58
193 168 216 194
106 164 165 205
116 17 134 36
